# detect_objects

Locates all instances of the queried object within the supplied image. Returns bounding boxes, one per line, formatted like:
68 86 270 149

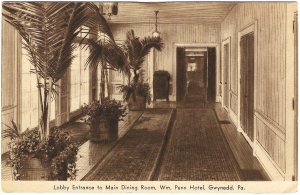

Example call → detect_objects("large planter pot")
128 95 146 111
90 116 118 142
19 155 50 180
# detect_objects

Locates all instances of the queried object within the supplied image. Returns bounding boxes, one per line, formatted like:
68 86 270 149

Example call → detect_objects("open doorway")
176 47 216 102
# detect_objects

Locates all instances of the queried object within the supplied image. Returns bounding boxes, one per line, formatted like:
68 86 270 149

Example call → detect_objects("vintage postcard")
0 0 298 193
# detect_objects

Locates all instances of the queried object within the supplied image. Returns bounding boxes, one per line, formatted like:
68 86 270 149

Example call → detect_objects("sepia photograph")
0 0 298 193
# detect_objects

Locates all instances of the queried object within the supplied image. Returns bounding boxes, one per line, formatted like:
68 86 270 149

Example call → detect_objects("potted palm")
83 19 130 142
118 30 164 111
119 72 152 111
2 2 113 180
81 99 126 142
2 2 112 141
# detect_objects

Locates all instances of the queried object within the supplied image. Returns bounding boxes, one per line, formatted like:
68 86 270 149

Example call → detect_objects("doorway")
176 47 216 102
239 32 255 142
222 40 230 109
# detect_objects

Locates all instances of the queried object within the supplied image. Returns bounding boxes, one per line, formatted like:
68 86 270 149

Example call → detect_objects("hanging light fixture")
152 10 160 37
99 2 118 20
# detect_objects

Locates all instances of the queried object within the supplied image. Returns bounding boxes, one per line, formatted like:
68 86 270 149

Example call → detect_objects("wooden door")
223 43 230 108
176 47 186 101
207 47 216 102
294 12 298 180
240 32 254 141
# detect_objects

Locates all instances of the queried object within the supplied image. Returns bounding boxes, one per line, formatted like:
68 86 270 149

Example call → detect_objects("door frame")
221 37 231 111
285 4 297 180
237 21 258 151
173 43 220 102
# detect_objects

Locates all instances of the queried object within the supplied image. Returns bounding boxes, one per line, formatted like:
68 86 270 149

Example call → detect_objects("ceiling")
106 2 236 24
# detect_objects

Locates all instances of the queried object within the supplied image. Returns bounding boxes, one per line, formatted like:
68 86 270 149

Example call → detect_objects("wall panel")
221 2 288 176
255 114 286 172
221 2 286 127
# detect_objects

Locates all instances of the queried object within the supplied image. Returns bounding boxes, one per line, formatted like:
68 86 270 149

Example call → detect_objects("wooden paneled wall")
110 23 220 98
221 3 288 175
1 20 19 153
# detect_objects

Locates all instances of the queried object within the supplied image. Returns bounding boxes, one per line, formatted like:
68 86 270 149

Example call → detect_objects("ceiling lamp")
99 2 118 20
152 10 160 37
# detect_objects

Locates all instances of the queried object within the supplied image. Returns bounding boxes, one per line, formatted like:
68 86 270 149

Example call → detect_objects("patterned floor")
85 109 174 181
157 108 242 181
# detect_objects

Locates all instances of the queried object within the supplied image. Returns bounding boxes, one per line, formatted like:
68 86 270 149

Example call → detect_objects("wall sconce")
152 10 160 37
99 2 118 20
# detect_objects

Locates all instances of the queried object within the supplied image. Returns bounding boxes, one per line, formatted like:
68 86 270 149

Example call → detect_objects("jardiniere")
90 117 118 142
118 82 151 111
19 154 50 180
82 99 127 142
128 95 146 111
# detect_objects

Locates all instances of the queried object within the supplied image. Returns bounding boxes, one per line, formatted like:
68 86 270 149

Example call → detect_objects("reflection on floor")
1 110 143 180
75 110 143 180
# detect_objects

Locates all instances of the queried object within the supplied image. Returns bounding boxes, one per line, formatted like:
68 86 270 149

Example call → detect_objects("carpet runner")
157 108 241 181
85 108 174 181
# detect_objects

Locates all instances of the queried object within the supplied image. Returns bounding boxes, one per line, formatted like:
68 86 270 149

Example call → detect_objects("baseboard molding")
216 95 221 102
229 108 238 127
255 142 285 181
241 130 254 148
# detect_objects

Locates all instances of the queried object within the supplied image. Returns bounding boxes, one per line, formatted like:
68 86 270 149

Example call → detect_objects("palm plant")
118 30 164 105
2 2 113 140
85 33 129 102
85 29 163 104
123 30 164 84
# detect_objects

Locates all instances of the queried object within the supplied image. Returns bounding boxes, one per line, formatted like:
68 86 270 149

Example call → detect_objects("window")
187 63 197 72
20 48 39 131
70 44 90 111
21 45 56 131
